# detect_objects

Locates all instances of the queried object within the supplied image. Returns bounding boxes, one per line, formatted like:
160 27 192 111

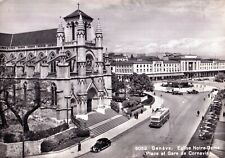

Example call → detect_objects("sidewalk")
28 94 163 158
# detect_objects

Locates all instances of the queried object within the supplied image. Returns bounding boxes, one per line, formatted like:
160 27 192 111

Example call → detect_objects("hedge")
2 123 69 143
27 122 69 141
40 128 90 152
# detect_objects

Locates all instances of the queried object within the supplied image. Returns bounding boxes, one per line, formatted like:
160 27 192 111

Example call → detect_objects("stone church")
0 7 112 120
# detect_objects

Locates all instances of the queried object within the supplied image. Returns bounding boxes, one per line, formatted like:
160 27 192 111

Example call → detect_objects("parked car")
187 89 199 94
91 138 111 152
199 130 213 140
200 122 216 130
200 125 215 132
203 118 217 125
205 114 219 120
172 91 183 95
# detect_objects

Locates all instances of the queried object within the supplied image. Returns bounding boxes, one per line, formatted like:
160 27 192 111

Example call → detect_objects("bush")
112 96 126 102
27 123 69 141
77 129 90 137
41 139 58 152
3 133 19 143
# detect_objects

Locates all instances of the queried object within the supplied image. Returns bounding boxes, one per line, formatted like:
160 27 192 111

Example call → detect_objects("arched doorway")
87 88 97 112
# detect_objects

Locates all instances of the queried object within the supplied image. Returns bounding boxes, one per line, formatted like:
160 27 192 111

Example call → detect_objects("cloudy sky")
0 0 225 58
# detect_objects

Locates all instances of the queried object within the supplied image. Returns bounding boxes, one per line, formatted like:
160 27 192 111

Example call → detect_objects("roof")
0 29 57 47
0 33 12 46
11 29 57 46
163 60 180 63
64 9 93 21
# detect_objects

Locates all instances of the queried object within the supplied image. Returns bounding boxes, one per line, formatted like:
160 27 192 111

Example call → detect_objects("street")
79 92 211 158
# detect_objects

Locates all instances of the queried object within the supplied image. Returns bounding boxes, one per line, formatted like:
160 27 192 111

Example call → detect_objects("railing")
64 41 76 46
1 43 58 50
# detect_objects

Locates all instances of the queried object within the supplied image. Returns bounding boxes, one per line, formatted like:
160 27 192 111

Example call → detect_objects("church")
0 6 112 120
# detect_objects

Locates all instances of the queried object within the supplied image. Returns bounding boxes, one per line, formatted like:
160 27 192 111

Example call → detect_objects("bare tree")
4 80 52 134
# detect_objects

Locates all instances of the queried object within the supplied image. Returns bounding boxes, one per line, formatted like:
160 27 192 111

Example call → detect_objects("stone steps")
90 115 128 137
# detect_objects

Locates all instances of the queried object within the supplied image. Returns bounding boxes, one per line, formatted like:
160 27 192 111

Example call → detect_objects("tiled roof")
11 29 57 46
0 33 12 46
0 29 57 47
64 9 93 21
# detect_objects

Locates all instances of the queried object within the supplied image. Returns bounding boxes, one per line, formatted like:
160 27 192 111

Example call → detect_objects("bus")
149 107 170 128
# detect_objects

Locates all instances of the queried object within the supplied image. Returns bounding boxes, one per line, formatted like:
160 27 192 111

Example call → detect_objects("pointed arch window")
0 54 6 66
65 51 75 72
86 54 94 71
51 83 57 106
49 52 56 73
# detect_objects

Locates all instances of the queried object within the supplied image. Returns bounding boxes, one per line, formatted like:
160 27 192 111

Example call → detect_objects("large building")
112 53 225 80
0 7 112 120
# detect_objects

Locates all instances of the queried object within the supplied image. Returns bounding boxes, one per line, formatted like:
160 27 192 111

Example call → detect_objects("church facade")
0 8 112 120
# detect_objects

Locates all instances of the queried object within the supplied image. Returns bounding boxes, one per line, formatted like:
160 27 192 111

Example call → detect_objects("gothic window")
38 52 44 59
72 22 75 40
0 54 6 65
86 54 94 71
51 83 57 106
49 52 56 73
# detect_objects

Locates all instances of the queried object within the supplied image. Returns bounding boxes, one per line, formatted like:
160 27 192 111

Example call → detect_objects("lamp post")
22 82 27 158
65 96 71 125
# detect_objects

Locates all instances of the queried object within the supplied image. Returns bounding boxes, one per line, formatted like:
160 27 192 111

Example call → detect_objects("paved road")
79 92 211 158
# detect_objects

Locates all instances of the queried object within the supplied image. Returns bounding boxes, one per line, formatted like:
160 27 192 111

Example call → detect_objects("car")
172 91 183 95
200 123 216 130
199 130 213 140
200 125 215 132
187 89 199 94
203 118 217 125
205 114 219 120
91 138 111 152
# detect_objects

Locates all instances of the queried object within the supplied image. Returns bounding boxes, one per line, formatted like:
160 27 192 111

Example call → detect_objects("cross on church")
77 2 80 10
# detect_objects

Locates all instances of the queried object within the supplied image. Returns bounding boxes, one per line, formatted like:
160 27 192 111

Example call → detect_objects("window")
49 52 56 73
51 83 57 106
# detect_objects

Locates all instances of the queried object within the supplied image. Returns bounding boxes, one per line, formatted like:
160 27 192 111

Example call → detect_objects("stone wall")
0 127 77 157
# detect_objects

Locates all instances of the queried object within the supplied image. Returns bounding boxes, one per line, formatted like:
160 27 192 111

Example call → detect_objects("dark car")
172 91 183 95
199 130 213 140
200 122 216 130
187 89 199 94
91 138 111 152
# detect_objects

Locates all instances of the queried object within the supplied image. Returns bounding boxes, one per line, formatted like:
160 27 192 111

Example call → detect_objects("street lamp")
65 96 71 125
22 82 27 158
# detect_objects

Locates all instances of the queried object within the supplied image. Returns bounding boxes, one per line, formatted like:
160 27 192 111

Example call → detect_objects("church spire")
95 18 102 34
77 14 84 31
57 16 64 33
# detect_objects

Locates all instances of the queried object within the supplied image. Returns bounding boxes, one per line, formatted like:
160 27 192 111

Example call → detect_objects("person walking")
78 141 81 152
197 110 200 117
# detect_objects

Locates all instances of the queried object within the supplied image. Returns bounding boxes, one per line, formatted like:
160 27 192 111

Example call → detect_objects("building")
0 7 112 120
112 54 225 80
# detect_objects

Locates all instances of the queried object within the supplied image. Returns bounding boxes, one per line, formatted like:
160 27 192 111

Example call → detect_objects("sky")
0 0 225 58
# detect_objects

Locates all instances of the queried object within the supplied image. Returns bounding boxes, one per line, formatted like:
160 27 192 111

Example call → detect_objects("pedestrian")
197 110 200 117
78 141 81 152
202 116 204 120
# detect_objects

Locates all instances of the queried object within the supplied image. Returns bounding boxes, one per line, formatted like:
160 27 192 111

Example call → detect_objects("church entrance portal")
87 88 97 113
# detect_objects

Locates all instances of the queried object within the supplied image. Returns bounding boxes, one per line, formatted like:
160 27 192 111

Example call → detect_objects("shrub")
112 96 126 102
77 129 90 137
27 123 69 141
41 139 58 152
3 133 16 143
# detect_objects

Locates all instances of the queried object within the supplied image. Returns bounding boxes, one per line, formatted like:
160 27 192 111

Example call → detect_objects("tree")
215 72 225 82
129 73 154 96
4 80 52 134
0 65 16 129
112 73 125 96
